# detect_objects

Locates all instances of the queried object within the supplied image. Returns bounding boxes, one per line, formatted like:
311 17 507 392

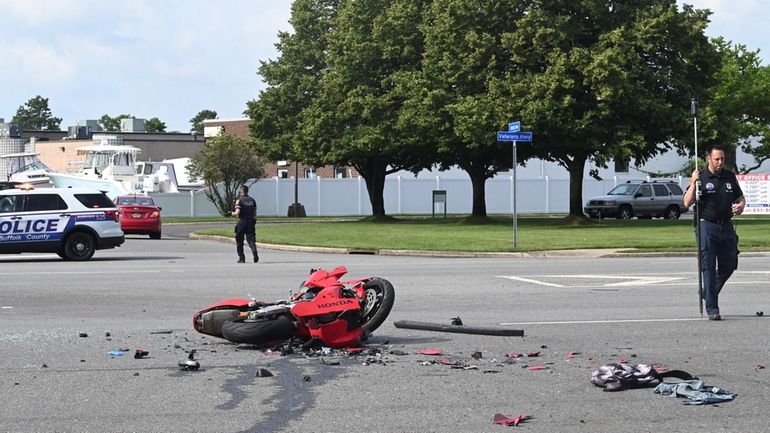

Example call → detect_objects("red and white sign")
737 174 770 214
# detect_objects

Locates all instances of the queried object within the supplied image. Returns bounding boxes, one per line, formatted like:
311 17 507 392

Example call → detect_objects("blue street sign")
497 131 532 142
508 121 521 132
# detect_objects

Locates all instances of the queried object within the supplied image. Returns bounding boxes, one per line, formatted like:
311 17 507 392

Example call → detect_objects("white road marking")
1 306 12 309
498 276 564 287
500 317 704 326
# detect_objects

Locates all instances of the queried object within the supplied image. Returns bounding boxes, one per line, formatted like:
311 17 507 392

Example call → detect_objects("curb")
189 233 770 258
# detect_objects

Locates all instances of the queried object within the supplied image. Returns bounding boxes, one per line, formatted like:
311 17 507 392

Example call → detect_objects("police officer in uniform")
231 185 259 263
683 145 745 320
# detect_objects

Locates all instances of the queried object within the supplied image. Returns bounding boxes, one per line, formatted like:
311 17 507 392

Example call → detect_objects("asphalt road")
1 232 769 433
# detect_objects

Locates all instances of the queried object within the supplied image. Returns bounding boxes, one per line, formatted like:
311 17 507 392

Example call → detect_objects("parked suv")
584 180 688 219
0 187 124 260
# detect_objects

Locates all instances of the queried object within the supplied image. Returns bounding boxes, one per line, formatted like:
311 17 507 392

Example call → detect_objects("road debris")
493 413 530 426
256 368 273 377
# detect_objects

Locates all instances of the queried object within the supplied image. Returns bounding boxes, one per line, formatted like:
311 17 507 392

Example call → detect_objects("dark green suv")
584 180 689 219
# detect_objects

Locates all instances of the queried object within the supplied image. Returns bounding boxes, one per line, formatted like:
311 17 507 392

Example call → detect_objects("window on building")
304 167 317 179
277 169 289 179
334 167 348 178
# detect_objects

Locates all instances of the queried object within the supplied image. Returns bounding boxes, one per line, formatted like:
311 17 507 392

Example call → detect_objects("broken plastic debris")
108 351 127 357
389 349 408 356
78 333 88 338
567 352 580 359
493 413 530 426
528 365 546 371
134 348 149 359
471 351 483 360
179 360 200 370
527 352 541 358
437 358 462 366
757 364 766 370
757 311 764 317
321 347 332 355
451 316 463 326
303 376 311 382
506 353 522 359
346 347 366 355
256 368 273 377
416 349 444 356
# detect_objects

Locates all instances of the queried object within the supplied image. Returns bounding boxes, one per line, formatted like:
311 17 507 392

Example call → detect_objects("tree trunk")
566 156 587 217
466 164 488 217
358 158 388 217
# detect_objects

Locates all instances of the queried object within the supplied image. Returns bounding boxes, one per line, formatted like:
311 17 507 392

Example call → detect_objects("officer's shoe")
253 253 259 263
237 258 246 263
708 314 722 321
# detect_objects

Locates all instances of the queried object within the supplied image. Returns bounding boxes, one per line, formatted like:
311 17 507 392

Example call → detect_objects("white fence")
152 175 687 217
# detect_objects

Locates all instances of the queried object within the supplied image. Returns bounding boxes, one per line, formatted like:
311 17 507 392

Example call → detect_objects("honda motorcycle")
193 266 395 348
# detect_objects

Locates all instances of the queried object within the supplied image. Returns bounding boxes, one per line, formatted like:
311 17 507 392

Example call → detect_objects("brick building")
203 118 358 179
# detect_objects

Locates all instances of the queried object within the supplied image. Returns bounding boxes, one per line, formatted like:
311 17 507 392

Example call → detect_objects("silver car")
584 180 689 220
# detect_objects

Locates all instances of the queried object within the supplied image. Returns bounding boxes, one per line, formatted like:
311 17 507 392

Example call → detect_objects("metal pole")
692 98 703 317
512 140 518 248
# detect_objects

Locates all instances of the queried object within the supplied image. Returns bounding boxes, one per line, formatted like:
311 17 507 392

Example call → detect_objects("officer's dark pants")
235 219 257 260
698 220 738 316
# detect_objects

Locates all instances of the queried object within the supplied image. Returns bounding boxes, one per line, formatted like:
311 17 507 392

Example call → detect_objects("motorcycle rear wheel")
359 278 395 333
221 314 294 346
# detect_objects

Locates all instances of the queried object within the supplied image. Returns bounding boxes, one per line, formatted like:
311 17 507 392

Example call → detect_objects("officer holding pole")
683 132 745 319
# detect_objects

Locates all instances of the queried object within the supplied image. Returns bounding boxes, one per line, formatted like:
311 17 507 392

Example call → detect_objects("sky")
0 0 767 133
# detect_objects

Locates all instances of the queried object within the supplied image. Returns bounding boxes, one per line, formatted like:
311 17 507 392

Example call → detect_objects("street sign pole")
498 124 532 250
512 140 518 248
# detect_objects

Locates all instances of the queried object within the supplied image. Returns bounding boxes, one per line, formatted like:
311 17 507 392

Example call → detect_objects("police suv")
0 187 124 260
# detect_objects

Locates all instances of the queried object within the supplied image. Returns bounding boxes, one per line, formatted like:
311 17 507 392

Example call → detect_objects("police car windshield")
608 185 637 195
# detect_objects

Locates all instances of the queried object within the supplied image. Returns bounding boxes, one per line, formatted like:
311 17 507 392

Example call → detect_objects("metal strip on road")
500 317 704 326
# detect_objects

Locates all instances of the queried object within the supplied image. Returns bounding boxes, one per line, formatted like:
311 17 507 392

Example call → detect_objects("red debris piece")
416 349 444 356
527 352 541 358
528 365 546 371
757 364 766 370
493 413 530 426
346 347 366 354
619 356 626 363
506 353 522 359
567 352 580 359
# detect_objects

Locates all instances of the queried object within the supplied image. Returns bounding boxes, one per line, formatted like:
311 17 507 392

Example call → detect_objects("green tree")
12 95 62 130
145 117 167 133
301 0 430 218
190 109 218 134
691 38 770 173
506 2 718 216
247 0 339 165
186 133 265 216
99 114 133 132
405 0 531 217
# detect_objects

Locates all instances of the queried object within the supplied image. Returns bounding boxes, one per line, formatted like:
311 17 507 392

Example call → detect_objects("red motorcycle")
193 266 395 348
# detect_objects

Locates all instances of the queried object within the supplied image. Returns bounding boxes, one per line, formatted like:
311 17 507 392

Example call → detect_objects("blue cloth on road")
654 380 735 405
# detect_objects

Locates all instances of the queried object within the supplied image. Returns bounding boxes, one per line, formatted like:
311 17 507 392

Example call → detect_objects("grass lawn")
193 215 770 252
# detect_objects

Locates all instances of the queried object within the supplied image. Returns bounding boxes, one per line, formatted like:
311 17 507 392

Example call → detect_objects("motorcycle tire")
359 278 395 333
221 314 294 346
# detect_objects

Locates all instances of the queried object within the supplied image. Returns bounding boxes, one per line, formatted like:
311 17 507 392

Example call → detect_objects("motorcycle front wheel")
359 278 395 333
221 314 294 346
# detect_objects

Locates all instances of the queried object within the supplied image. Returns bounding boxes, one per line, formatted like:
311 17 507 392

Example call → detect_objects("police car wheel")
63 232 96 261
